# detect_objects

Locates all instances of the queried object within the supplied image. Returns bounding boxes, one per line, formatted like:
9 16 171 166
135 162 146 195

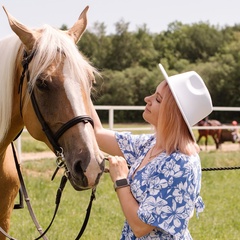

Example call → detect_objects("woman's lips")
145 106 151 113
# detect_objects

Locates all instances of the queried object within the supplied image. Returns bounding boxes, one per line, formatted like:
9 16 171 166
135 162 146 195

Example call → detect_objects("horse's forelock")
29 25 96 96
0 35 22 143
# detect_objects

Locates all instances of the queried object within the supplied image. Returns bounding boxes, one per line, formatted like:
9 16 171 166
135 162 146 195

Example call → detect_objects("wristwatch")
114 178 129 191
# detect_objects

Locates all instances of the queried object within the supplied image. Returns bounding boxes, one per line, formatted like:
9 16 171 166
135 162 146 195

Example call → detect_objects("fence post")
109 107 114 130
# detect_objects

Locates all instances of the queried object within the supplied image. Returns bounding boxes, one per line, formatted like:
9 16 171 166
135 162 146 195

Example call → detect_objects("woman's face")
143 81 165 127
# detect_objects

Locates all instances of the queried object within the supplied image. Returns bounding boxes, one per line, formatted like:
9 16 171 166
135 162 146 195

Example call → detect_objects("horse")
196 119 222 150
219 129 235 144
0 6 105 238
219 128 240 148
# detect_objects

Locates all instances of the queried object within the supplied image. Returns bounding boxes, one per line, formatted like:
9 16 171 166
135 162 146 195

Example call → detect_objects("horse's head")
3 6 105 190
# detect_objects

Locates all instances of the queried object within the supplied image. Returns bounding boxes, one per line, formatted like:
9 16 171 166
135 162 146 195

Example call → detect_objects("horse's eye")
36 78 48 90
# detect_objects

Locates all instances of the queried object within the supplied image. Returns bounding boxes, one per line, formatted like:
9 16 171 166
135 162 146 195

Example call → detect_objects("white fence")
16 106 240 160
95 106 240 130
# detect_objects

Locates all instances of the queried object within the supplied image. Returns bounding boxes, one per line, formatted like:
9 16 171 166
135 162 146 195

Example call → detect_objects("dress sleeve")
137 153 202 238
115 132 153 166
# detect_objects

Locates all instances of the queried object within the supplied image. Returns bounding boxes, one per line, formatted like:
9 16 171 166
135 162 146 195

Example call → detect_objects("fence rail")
95 106 240 130
16 106 240 161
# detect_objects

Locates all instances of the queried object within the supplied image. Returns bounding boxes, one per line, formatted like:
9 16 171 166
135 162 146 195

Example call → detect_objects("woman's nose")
144 95 151 103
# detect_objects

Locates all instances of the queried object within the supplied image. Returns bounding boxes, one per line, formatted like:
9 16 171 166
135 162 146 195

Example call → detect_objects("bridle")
0 49 97 240
19 49 94 155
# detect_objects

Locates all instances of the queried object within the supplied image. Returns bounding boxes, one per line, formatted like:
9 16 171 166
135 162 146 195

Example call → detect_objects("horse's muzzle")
68 156 105 191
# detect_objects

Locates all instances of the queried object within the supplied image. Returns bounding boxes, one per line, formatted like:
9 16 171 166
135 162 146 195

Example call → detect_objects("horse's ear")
67 6 89 43
3 6 36 50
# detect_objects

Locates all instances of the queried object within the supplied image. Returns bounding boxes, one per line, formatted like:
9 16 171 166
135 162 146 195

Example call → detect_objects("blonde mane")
0 35 21 142
0 25 97 143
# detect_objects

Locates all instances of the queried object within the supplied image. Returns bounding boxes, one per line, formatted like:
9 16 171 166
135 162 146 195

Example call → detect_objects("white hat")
158 63 213 141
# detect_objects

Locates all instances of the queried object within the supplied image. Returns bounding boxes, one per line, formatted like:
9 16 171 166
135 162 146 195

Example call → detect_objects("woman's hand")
107 156 129 182
107 156 154 238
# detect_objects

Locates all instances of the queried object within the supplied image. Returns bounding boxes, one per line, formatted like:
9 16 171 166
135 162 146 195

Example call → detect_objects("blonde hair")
156 81 199 155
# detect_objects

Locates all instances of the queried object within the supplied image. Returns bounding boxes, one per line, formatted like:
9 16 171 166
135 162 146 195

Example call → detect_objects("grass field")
8 126 240 239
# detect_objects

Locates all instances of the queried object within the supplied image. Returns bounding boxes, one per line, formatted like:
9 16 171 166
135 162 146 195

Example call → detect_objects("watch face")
116 179 128 186
114 178 129 191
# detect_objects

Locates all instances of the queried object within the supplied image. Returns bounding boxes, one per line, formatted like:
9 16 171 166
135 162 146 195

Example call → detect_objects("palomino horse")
0 6 105 238
196 119 222 150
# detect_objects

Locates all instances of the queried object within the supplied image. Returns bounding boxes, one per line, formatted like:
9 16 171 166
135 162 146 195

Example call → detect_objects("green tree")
93 66 160 122
60 19 240 122
104 20 138 70
78 23 112 69
154 21 226 67
133 25 159 69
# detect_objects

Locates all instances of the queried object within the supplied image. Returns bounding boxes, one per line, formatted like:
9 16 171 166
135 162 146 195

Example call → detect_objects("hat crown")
167 71 212 126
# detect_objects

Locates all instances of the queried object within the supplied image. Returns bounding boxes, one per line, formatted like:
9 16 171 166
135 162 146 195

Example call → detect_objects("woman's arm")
117 187 155 238
90 100 123 156
108 156 154 238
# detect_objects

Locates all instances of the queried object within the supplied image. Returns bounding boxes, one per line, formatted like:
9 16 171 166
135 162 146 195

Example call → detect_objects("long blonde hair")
156 81 199 155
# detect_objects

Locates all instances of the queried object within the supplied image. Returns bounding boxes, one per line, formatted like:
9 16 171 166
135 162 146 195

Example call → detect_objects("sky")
1 0 240 38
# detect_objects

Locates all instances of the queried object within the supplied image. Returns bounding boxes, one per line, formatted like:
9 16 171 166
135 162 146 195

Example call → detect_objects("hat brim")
158 64 196 141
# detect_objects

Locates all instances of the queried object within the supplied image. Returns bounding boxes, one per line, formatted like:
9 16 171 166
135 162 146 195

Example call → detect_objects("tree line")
62 20 240 123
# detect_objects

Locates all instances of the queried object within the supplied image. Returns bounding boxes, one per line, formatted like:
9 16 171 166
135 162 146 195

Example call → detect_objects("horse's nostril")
74 161 85 175
72 161 88 188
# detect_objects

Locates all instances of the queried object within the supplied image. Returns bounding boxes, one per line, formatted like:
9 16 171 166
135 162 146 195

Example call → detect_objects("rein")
0 49 96 239
0 142 96 240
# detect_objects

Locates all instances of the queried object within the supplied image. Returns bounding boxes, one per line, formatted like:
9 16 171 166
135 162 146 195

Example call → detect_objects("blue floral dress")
115 132 204 240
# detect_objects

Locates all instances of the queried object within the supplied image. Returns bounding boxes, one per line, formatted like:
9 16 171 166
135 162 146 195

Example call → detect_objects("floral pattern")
115 132 204 240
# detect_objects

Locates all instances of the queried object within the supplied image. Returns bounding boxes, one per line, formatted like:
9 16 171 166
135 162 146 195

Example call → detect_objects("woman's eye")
156 98 161 103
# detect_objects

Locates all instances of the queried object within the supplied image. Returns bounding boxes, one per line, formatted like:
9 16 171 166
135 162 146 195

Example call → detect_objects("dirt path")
21 151 55 161
199 143 240 152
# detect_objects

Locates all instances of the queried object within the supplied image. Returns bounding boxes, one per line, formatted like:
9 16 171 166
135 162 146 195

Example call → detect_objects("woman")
90 64 212 239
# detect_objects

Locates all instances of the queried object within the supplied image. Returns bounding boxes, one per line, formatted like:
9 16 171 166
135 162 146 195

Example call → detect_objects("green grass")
10 159 124 240
21 131 49 152
10 127 240 239
189 151 240 239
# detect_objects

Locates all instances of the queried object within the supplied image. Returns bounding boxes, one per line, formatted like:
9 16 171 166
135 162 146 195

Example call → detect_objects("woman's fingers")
104 156 129 182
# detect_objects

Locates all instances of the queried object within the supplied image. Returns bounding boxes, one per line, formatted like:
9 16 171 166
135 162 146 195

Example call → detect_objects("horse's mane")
0 35 21 142
0 25 97 143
